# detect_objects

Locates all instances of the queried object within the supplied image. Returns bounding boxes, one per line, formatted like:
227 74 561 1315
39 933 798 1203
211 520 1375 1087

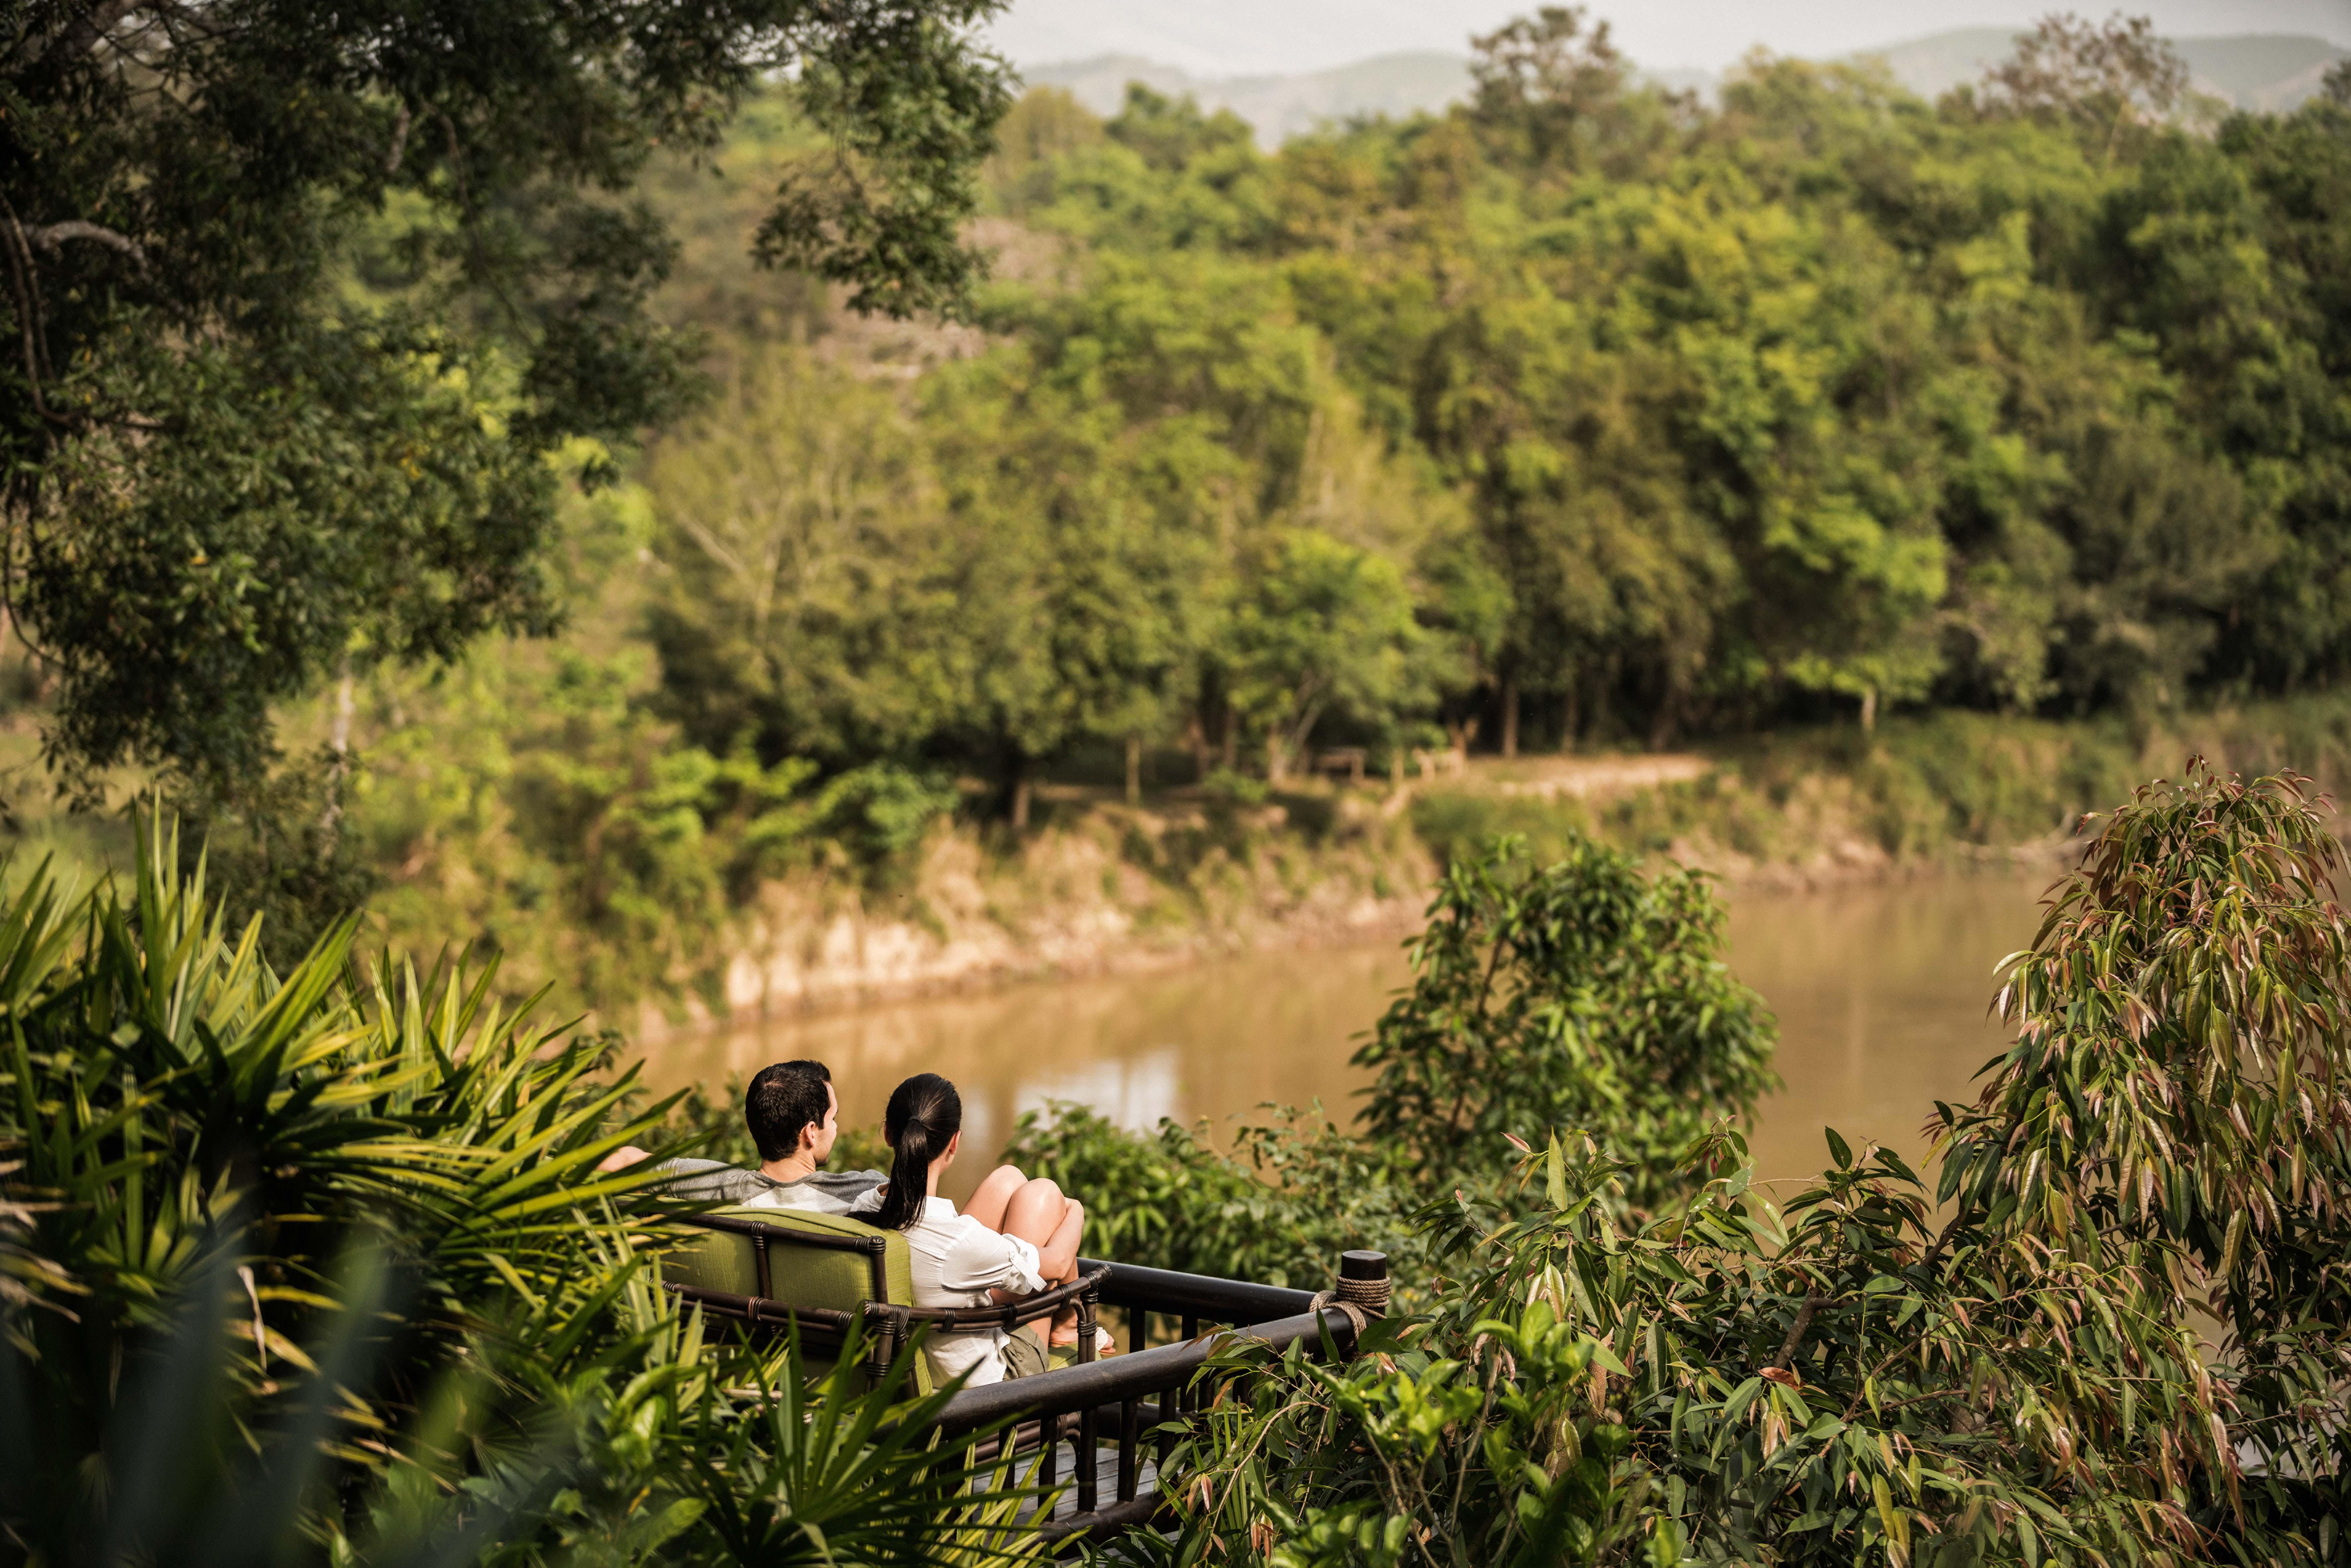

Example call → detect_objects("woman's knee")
963 1163 1029 1230
1002 1177 1068 1239
972 1163 1027 1202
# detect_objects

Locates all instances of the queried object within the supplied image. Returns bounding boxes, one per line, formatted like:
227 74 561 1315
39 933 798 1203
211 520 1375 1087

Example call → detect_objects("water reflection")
641 872 2054 1197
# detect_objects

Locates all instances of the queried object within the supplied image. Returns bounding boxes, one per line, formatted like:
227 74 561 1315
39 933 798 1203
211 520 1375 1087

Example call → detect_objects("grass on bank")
1415 695 2351 871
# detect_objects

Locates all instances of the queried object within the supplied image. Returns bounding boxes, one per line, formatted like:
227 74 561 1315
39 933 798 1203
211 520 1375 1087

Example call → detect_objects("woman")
855 1072 1113 1386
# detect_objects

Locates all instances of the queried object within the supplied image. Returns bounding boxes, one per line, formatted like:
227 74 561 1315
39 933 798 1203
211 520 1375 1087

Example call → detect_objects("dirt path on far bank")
1483 753 1713 799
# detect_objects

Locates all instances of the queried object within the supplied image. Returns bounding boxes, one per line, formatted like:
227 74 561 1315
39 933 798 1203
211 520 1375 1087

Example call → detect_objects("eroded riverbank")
639 870 2053 1192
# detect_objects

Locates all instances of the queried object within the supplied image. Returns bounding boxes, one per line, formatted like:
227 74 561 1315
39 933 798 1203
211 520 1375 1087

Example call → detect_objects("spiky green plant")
0 815 1048 1566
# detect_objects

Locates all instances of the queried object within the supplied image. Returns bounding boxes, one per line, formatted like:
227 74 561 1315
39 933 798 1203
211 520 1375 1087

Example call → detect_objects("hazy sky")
987 0 2351 76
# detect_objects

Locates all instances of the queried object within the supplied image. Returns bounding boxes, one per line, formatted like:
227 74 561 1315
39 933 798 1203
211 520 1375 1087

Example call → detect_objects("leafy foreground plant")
1137 765 2351 1566
1354 836 1779 1209
0 818 1044 1566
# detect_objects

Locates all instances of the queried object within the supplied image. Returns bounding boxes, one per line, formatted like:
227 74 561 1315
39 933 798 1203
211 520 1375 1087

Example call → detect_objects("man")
599 1059 887 1214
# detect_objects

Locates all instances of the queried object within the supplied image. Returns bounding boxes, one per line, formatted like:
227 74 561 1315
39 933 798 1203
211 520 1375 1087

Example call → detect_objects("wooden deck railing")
668 1223 1391 1547
936 1252 1389 1541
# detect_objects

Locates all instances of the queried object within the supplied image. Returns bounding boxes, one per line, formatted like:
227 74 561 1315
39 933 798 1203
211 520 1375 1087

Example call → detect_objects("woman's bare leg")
963 1163 1029 1232
1003 1188 1083 1282
999 1181 1098 1346
969 1173 1112 1351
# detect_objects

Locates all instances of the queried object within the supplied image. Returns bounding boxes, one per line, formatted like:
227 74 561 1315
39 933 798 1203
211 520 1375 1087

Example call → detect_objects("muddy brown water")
641 873 2054 1201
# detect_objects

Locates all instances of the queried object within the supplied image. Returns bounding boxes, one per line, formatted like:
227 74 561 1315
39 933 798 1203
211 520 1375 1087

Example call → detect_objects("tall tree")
0 0 1011 793
1226 528 1432 781
644 349 962 768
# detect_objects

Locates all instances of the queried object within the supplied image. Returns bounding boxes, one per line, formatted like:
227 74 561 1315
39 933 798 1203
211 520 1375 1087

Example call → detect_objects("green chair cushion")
662 1205 915 1313
663 1206 931 1393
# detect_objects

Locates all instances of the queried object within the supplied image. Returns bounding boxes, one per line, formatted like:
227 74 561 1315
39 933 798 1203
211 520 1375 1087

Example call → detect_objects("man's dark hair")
745 1060 832 1163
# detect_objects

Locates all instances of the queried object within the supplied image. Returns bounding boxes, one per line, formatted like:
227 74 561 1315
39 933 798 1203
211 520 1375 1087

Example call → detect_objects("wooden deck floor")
984 1438 1161 1531
1044 1441 1160 1524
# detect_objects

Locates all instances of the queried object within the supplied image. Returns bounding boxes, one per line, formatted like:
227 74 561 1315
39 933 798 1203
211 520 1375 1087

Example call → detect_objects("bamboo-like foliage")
1147 767 2351 1566
0 815 1047 1566
1939 762 2351 1551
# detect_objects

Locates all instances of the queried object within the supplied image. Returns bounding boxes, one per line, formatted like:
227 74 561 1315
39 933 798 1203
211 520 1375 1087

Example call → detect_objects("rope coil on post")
1310 1250 1390 1337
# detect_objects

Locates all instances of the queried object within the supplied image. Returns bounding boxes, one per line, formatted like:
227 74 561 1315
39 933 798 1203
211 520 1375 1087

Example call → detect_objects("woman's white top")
848 1192 1046 1387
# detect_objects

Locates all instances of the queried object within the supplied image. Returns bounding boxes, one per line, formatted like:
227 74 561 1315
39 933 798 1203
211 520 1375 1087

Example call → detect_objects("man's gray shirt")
653 1158 887 1214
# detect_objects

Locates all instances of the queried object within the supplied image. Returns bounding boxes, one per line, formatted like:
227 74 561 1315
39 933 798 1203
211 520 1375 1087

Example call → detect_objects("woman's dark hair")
871 1072 962 1232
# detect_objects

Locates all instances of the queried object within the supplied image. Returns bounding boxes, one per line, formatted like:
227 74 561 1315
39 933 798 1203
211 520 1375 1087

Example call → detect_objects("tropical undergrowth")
1102 763 2351 1566
0 818 1046 1566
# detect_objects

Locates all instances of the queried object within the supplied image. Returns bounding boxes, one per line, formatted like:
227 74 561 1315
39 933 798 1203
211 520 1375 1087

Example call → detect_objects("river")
641 871 2054 1197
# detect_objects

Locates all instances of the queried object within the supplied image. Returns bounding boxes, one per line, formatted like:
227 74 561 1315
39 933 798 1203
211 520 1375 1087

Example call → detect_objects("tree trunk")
1860 686 1877 733
1501 675 1519 759
1124 734 1142 806
1185 714 1211 783
1647 673 1680 751
1265 732 1287 784
1220 711 1237 770
319 659 354 848
1558 684 1578 754
1648 701 1677 751
1003 744 1032 829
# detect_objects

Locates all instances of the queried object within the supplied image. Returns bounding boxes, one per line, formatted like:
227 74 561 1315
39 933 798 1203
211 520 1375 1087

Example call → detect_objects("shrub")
1148 764 2351 1567
1354 834 1779 1209
1005 1103 1423 1296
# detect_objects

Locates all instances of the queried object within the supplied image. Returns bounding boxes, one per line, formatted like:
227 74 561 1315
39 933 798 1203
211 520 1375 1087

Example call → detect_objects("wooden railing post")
1075 1285 1100 1516
1337 1250 1390 1319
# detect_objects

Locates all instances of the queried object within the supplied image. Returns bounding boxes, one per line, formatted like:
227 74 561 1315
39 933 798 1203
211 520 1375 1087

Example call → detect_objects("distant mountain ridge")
1859 27 2346 110
1021 29 2347 144
1022 51 1472 145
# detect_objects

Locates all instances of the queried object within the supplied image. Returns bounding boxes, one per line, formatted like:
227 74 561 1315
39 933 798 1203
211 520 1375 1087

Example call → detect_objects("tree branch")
1919 1206 1970 1274
1763 1291 1827 1374
26 221 148 270
30 0 142 63
1 208 71 429
384 102 413 176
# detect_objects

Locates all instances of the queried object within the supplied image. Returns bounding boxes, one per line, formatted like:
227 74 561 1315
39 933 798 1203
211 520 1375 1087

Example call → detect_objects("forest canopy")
639 13 2351 800
9 10 2351 984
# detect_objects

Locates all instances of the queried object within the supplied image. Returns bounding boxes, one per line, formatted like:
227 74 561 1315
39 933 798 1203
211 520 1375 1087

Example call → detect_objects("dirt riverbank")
625 745 2081 1038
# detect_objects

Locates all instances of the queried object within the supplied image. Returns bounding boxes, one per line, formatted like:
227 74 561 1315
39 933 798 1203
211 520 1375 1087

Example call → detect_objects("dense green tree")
645 351 964 767
1355 833 1778 1206
1226 529 1434 781
0 0 1011 793
617 14 2351 809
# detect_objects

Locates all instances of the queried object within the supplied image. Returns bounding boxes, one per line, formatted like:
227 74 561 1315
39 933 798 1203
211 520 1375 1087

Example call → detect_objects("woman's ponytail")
871 1072 962 1232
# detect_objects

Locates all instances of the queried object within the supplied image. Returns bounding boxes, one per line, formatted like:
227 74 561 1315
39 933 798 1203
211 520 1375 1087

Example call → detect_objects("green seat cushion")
663 1207 936 1393
663 1205 915 1313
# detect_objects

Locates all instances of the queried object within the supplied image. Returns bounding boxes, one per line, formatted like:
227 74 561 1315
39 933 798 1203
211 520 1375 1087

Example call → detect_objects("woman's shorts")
1001 1322 1052 1380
